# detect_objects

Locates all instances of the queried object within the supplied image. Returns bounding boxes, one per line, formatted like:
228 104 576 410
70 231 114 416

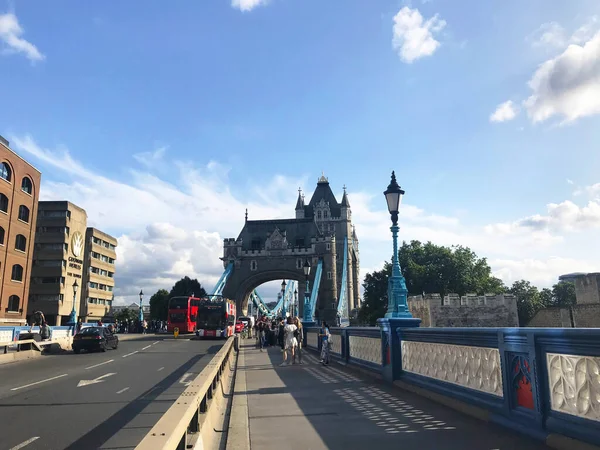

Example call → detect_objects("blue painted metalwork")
303 277 311 322
306 259 323 322
385 224 412 318
336 237 349 322
211 261 234 296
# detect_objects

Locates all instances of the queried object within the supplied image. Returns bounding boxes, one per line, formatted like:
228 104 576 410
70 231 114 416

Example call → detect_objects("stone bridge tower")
221 174 360 323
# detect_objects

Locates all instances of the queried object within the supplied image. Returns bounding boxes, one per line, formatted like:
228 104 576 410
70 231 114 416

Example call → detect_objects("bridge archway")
235 270 304 316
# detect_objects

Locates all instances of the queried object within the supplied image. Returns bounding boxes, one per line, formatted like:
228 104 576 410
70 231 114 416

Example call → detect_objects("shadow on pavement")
249 344 551 450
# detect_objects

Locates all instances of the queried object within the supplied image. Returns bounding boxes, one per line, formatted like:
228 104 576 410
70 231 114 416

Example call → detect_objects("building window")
295 238 305 248
0 162 11 182
296 259 303 269
326 243 331 250
11 264 23 282
250 260 257 271
317 211 322 220
18 205 30 223
0 193 8 213
21 177 32 194
324 210 328 218
15 234 27 252
327 271 332 280
251 238 261 251
0 226 4 245
7 295 20 312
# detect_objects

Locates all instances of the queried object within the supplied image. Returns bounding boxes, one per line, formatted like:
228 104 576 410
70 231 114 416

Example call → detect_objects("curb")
225 345 250 450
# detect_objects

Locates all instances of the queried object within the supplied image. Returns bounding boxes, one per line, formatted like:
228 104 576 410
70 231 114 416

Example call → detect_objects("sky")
1 0 600 306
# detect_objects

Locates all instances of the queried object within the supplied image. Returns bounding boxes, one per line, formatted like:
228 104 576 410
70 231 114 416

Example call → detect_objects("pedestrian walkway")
239 343 551 450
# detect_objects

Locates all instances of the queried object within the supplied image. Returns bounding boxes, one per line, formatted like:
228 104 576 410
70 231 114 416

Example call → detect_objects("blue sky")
2 0 600 305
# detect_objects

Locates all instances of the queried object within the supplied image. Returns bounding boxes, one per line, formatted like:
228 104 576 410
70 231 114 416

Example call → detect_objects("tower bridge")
213 174 361 325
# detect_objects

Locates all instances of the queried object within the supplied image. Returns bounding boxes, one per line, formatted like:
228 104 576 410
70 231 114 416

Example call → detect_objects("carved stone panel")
547 352 600 422
329 334 341 355
401 341 503 397
349 336 382 366
265 227 288 250
0 329 13 343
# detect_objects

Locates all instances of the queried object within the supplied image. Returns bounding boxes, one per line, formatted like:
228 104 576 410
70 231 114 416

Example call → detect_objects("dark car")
72 326 119 353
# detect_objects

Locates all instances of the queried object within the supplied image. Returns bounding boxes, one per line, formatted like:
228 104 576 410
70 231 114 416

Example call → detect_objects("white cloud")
0 12 44 62
133 146 167 168
529 22 568 49
491 256 597 288
392 7 446 63
524 29 600 124
567 179 574 185
12 134 599 303
231 0 268 12
490 100 519 123
485 200 600 235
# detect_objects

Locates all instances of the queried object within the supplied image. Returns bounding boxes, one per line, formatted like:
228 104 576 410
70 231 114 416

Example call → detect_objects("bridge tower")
221 174 360 324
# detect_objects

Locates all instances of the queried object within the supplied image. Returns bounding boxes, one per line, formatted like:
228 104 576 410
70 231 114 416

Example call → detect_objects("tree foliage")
114 308 138 323
149 289 170 321
169 276 207 299
358 241 506 326
508 280 576 326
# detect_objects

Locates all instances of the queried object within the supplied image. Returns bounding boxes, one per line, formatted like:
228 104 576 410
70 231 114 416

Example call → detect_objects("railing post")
377 317 421 383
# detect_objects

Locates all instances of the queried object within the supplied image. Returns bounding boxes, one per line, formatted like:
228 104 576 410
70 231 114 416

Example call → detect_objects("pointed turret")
341 184 350 208
295 187 305 219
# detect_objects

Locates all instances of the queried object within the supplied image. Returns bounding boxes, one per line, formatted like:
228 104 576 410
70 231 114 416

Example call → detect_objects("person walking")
293 317 303 364
319 321 330 365
280 316 298 366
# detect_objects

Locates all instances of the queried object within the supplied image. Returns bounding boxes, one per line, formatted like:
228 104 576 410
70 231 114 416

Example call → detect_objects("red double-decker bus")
167 296 201 333
195 296 236 339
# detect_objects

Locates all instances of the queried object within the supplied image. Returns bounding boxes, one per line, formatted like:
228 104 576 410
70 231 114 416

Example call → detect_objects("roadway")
0 334 224 450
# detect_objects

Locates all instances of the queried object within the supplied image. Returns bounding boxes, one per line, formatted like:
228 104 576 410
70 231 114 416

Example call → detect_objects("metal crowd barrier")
136 336 237 450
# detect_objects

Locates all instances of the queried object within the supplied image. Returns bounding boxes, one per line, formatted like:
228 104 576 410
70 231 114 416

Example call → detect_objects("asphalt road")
0 335 224 450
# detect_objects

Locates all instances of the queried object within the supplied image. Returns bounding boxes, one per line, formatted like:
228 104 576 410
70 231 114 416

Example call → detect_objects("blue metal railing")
307 259 323 322
337 237 348 321
211 261 234 296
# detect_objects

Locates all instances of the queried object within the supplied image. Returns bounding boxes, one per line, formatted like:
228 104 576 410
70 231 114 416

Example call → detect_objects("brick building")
0 135 41 325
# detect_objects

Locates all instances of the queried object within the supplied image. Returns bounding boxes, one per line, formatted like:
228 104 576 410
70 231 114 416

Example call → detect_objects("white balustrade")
349 335 381 366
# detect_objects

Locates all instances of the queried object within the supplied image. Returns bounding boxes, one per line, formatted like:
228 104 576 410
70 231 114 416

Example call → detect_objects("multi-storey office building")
80 228 117 322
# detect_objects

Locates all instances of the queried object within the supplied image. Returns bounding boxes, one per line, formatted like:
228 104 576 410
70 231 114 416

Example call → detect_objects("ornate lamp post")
294 288 298 317
303 259 311 322
138 290 144 324
383 171 412 318
67 280 79 326
281 280 287 318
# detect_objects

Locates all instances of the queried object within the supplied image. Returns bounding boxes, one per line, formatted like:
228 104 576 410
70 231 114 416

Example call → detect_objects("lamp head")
383 171 405 225
303 259 311 276
72 280 79 294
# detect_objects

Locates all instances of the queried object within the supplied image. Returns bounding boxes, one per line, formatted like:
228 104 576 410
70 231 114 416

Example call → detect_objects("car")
72 326 119 353
235 321 245 333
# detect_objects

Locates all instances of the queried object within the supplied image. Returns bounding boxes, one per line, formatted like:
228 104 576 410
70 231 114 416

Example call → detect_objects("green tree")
358 263 391 326
149 289 170 321
507 280 542 326
169 276 207 299
114 308 137 323
539 288 554 308
552 281 576 307
358 241 507 325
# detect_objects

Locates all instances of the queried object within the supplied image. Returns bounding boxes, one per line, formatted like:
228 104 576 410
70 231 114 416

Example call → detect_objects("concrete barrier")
135 336 238 450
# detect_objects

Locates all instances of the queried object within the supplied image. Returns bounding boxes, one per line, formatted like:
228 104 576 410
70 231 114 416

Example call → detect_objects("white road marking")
142 345 151 350
85 359 114 370
152 341 159 345
77 372 116 387
122 351 138 358
157 367 164 371
9 437 40 450
11 374 68 391
179 373 193 386
116 387 130 394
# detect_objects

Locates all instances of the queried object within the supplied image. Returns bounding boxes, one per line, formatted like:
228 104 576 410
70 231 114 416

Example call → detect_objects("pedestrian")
319 321 330 365
293 317 303 364
76 319 83 335
280 316 298 366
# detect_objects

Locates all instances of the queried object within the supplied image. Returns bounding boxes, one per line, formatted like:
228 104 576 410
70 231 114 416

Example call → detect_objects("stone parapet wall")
407 293 519 328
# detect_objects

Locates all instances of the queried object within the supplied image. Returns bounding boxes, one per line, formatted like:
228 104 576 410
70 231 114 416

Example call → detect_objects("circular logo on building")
71 231 84 257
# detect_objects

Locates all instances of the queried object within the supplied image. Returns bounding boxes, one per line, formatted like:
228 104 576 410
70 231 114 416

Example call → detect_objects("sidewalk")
239 343 551 450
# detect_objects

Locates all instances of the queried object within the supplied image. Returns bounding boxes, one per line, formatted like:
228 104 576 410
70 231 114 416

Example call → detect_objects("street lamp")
68 280 79 326
294 288 298 317
383 171 412 318
281 280 287 318
138 290 144 324
278 292 284 318
303 259 311 322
